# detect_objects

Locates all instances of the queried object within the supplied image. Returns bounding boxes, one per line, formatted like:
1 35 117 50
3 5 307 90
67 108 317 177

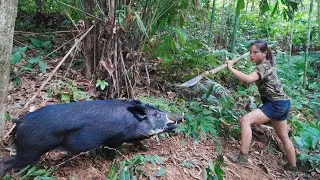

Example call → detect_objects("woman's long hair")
250 40 274 66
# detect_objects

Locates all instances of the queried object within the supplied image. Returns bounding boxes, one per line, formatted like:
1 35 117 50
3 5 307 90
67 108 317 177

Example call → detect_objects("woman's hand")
225 60 235 69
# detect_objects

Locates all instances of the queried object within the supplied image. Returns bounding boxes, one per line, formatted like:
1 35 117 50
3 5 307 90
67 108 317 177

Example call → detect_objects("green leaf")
42 41 51 48
96 80 108 90
28 57 41 64
3 175 12 180
30 169 47 175
12 46 27 55
12 77 21 87
203 168 208 180
120 167 130 180
107 162 119 180
271 1 279 17
39 62 48 72
214 162 224 180
208 160 215 172
236 0 245 16
11 52 23 65
30 37 43 48
260 0 270 15
133 11 148 37
206 85 214 99
155 167 166 177
174 27 187 46
61 93 71 103
16 165 31 176
34 177 55 180
22 166 37 177
38 60 48 73
5 112 12 121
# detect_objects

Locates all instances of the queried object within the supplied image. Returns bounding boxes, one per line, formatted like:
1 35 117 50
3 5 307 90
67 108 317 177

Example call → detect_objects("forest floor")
2 130 317 180
1 32 319 180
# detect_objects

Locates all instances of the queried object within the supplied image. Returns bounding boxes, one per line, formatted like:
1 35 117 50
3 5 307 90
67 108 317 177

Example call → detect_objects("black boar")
0 99 183 178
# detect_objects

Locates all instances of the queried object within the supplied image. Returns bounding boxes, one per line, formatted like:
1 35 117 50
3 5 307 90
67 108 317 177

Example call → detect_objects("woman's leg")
271 120 296 167
240 109 270 154
227 108 271 163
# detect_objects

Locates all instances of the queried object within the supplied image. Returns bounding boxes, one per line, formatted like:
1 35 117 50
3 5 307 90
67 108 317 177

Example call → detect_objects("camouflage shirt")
255 60 289 100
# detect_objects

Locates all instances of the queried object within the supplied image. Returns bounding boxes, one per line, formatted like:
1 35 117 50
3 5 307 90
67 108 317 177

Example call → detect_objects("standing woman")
226 40 296 170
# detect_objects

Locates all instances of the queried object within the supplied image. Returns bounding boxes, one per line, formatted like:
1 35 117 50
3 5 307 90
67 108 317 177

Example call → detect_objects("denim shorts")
259 98 291 121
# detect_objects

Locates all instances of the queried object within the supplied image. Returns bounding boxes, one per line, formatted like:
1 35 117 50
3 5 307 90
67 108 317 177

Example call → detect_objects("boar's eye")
154 112 161 118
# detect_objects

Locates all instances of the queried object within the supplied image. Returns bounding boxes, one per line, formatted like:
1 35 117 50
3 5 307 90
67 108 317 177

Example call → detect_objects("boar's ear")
128 99 143 105
127 105 147 121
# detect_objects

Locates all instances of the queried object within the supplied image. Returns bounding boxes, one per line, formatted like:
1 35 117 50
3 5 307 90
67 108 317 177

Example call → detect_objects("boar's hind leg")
11 134 62 170
6 149 43 168
0 152 40 178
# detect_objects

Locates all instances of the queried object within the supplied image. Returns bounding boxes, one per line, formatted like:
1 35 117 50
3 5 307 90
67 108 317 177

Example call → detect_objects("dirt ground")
2 132 318 180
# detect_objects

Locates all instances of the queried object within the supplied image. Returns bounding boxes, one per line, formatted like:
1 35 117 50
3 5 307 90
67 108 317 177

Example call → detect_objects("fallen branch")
54 152 88 169
43 30 86 59
66 12 80 33
3 25 94 141
57 1 101 20
14 30 79 35
227 167 240 179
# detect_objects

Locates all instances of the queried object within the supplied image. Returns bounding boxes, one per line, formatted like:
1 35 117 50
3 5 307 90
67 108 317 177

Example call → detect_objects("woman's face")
249 44 267 64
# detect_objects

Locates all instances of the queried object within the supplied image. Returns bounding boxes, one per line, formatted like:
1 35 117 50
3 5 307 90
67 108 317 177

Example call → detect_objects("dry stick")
114 37 120 97
57 1 101 20
93 23 97 75
120 48 134 98
54 152 88 169
119 47 129 96
44 30 86 59
14 30 79 35
63 46 78 78
66 12 80 33
3 25 95 141
94 0 106 18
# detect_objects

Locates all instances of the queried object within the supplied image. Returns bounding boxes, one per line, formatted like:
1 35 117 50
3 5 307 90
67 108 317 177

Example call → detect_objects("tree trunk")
108 0 115 17
230 0 243 53
288 0 295 58
303 0 314 88
230 12 239 53
245 0 248 12
289 18 294 57
219 0 227 48
318 0 320 40
0 0 18 142
208 0 216 44
83 0 94 79
251 1 254 12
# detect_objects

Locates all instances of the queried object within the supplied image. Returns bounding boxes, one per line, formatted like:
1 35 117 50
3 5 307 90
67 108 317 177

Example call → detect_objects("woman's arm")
226 61 260 84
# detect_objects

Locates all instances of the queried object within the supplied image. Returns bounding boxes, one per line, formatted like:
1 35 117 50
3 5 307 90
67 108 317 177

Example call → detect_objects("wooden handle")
203 52 249 75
